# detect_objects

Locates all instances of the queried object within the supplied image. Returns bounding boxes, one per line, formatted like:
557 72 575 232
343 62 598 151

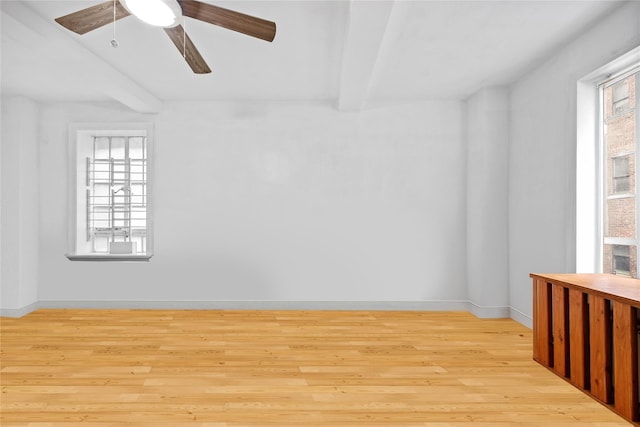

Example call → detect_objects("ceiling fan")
54 0 277 74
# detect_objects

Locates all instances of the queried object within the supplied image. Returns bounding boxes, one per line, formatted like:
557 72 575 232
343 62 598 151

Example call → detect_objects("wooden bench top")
530 273 640 308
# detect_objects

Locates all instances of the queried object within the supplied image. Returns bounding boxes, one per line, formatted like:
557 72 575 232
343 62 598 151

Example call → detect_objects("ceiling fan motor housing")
119 0 182 28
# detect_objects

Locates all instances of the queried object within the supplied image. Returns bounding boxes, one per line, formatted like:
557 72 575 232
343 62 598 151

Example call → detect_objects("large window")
601 69 638 277
67 124 153 260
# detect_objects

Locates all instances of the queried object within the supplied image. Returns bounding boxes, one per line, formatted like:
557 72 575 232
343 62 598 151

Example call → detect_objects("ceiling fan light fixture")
120 0 182 28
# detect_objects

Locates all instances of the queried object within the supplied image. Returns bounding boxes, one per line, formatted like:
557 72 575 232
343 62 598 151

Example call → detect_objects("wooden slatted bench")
531 273 640 424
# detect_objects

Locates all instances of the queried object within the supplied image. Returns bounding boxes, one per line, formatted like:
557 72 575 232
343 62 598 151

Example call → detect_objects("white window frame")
66 123 154 261
576 47 640 273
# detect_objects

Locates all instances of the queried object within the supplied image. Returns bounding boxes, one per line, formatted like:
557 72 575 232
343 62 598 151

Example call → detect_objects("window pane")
93 235 109 253
613 81 629 102
94 137 109 159
71 126 152 259
130 161 145 182
614 99 630 115
81 132 149 256
93 160 109 182
112 161 127 184
614 255 630 274
129 137 145 159
602 72 638 278
615 176 630 193
111 137 125 160
613 156 630 177
613 245 631 275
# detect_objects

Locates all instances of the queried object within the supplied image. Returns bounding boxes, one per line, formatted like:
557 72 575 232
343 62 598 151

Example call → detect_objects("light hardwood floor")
0 309 633 426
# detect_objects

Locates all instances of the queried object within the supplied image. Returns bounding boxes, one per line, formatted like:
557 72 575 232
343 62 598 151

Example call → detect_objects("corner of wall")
467 301 511 319
0 301 39 318
465 86 511 311
1 95 41 312
509 306 533 329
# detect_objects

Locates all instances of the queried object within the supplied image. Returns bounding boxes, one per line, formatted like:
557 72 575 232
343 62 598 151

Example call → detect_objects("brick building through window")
602 72 638 277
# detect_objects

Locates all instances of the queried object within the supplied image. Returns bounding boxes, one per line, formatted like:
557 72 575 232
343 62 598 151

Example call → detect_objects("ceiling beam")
1 1 162 114
337 0 395 112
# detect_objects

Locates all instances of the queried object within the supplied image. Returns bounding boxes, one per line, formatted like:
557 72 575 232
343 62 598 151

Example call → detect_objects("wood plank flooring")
0 309 633 426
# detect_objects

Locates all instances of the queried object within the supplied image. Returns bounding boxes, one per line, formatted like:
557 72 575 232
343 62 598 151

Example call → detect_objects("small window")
613 80 630 115
613 155 631 194
613 245 631 276
67 123 153 261
88 136 148 254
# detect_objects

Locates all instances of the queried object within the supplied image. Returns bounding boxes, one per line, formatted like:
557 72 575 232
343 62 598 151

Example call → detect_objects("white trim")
66 122 154 260
0 302 38 318
3 300 526 322
510 307 532 329
576 45 640 274
611 150 635 158
65 254 152 262
602 64 640 89
467 302 510 319
38 300 472 312
576 79 601 272
607 193 634 200
603 237 637 245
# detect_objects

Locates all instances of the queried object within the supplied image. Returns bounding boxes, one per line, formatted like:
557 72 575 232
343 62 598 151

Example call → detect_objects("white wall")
0 96 40 315
6 3 638 321
36 100 468 306
509 2 640 324
466 87 510 317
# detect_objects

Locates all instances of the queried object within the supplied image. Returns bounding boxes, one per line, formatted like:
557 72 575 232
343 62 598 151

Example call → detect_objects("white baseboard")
38 300 471 311
467 301 510 319
3 300 531 327
510 307 533 329
0 302 39 318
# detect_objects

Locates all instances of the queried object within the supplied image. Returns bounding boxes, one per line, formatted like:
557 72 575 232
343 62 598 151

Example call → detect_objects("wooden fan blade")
55 0 130 35
178 0 276 42
164 26 212 74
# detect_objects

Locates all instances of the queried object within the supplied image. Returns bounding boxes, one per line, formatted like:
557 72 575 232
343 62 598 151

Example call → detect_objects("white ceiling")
0 0 627 112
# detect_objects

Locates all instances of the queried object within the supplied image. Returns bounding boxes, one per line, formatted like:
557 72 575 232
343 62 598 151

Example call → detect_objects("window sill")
607 193 634 199
66 254 153 262
608 109 632 120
